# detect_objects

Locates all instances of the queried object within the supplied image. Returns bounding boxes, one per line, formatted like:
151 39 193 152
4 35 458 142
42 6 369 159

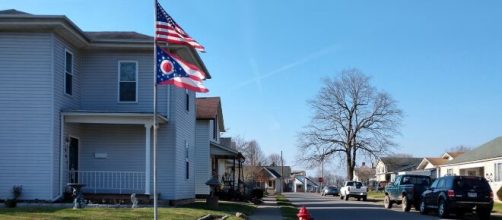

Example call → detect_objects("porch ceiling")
62 111 167 125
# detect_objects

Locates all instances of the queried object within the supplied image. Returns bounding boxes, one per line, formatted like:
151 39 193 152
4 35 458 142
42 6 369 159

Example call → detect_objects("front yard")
0 201 255 220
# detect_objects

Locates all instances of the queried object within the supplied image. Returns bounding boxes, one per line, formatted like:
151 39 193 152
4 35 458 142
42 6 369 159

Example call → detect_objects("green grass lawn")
0 201 255 220
493 202 502 213
276 194 298 220
367 191 385 201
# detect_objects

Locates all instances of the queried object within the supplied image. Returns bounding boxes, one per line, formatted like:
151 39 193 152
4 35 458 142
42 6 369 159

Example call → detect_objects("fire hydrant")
297 207 311 220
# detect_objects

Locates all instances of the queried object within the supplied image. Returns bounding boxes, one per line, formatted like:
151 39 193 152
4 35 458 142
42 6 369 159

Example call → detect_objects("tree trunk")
346 151 354 180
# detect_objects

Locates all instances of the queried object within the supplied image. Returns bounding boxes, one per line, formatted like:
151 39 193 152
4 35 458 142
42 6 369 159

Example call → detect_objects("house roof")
446 137 502 165
295 176 319 187
85 31 153 41
196 97 225 131
380 157 422 173
443 151 465 159
0 9 31 15
264 167 281 179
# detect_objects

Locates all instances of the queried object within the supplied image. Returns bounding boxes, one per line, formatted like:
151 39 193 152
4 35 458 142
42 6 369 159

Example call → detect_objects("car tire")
419 200 428 215
384 195 393 209
362 196 367 201
401 196 411 212
345 195 349 201
477 208 491 220
438 199 449 218
340 195 344 200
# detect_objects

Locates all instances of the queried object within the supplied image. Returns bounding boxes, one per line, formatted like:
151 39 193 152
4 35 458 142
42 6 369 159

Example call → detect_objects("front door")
68 137 79 183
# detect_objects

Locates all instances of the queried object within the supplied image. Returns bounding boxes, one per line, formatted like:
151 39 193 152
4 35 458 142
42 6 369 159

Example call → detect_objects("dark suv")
420 176 493 219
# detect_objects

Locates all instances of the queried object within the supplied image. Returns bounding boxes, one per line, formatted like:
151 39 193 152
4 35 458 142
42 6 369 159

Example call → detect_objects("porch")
61 111 167 196
210 142 245 196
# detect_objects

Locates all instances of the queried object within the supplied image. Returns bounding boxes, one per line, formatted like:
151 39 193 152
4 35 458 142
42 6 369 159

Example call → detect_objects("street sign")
318 177 324 183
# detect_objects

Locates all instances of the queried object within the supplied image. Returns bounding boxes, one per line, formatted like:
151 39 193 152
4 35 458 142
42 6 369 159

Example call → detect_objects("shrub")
497 186 502 201
4 185 22 208
251 189 264 199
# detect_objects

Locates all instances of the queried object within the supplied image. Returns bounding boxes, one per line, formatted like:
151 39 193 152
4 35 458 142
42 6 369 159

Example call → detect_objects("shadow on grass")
276 194 299 220
183 201 256 216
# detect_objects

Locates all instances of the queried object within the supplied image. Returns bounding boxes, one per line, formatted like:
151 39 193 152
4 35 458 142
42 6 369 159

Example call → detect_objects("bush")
250 189 264 199
4 185 22 208
497 186 502 201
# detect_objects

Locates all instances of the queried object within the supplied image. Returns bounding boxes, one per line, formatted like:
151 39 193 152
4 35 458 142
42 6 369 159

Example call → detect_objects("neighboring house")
194 97 244 197
292 176 319 193
439 137 502 200
416 151 464 178
375 157 422 183
0 10 210 203
242 165 291 193
353 162 376 186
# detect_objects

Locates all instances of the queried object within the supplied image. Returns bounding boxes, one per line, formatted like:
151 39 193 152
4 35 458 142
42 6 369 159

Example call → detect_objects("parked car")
340 181 367 201
384 174 431 212
419 176 493 219
321 186 339 196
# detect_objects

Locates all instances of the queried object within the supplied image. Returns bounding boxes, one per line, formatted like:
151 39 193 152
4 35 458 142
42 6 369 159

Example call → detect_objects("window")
496 163 502 182
430 179 439 188
185 141 189 179
213 118 218 140
118 61 138 102
185 89 190 111
64 50 73 95
447 168 454 176
437 178 445 189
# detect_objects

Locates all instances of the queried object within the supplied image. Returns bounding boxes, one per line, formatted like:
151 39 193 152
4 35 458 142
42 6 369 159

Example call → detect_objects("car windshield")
401 176 430 185
347 182 362 187
328 186 337 190
454 177 491 191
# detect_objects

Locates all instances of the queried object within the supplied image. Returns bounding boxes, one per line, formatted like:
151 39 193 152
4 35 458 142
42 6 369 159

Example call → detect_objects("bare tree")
297 69 403 180
267 153 285 166
447 145 471 152
234 138 269 183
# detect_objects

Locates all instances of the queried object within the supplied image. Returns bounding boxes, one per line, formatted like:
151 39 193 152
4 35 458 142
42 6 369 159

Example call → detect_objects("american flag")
156 1 205 52
156 45 208 93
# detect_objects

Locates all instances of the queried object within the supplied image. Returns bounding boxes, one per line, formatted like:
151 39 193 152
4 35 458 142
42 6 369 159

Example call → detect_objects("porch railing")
69 171 145 194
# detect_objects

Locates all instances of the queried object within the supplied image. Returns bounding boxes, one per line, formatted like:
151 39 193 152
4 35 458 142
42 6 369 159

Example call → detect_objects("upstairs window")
118 61 138 102
64 50 73 96
185 89 190 111
185 141 190 179
213 117 218 140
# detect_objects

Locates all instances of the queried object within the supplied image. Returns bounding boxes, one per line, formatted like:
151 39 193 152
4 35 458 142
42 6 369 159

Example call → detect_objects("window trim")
185 141 190 180
213 118 218 140
64 49 74 96
117 60 139 103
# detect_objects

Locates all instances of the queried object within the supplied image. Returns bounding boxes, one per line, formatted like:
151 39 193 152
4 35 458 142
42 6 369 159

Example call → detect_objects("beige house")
416 151 464 178
375 157 422 182
439 137 502 200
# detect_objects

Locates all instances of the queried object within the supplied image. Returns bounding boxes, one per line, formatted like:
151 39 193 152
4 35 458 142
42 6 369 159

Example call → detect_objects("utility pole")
281 150 284 194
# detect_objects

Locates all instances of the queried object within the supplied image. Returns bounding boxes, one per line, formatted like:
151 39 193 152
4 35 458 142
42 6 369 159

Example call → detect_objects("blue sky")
5 0 502 173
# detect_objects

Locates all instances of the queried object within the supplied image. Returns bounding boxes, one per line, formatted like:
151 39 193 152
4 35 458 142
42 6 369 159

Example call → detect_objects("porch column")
145 123 152 195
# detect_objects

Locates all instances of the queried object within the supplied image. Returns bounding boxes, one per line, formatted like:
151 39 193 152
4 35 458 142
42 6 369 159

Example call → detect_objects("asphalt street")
283 192 499 220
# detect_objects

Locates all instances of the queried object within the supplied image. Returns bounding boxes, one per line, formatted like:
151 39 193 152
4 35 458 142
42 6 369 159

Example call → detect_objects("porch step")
83 193 152 204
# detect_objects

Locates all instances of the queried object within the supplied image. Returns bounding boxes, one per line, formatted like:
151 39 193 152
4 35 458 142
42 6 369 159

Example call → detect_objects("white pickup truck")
340 181 367 201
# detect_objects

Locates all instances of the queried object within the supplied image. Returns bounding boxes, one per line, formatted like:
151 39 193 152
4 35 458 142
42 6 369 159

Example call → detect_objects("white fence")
69 171 145 194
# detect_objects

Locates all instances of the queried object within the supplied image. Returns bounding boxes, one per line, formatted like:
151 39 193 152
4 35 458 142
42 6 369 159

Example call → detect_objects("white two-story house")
0 9 210 204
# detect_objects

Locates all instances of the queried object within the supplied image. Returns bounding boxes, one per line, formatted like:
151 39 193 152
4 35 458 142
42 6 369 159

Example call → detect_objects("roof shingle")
446 137 502 165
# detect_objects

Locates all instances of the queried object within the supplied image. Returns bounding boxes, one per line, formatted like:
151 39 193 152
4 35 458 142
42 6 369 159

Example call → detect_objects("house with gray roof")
0 9 209 204
439 137 502 200
375 157 422 182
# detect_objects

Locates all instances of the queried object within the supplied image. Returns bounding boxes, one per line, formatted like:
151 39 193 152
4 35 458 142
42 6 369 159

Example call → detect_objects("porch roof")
62 111 167 125
210 141 244 159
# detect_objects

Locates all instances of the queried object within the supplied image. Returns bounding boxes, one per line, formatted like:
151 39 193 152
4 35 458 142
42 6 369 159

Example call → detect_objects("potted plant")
4 185 22 208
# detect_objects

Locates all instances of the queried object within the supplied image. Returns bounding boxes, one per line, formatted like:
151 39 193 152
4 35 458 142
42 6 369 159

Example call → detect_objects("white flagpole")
153 0 158 219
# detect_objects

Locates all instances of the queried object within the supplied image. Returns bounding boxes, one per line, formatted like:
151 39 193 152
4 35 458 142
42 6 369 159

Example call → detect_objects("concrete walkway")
249 196 283 220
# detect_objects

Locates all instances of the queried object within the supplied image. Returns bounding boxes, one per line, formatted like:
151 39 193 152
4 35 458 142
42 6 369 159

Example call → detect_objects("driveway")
283 192 499 220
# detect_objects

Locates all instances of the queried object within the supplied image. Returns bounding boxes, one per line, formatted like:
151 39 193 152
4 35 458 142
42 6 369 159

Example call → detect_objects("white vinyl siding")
0 33 53 200
118 61 138 103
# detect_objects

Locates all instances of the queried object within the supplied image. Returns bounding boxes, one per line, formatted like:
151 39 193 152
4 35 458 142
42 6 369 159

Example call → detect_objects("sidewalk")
249 196 282 220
